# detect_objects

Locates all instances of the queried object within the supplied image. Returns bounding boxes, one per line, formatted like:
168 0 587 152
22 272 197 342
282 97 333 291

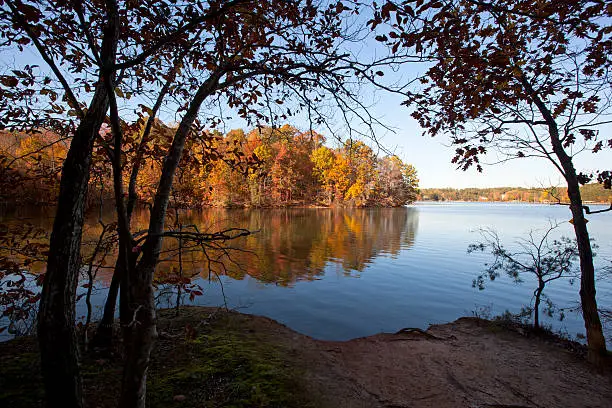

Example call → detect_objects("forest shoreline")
2 306 610 408
418 183 612 204
6 198 612 211
1 200 415 212
416 199 612 205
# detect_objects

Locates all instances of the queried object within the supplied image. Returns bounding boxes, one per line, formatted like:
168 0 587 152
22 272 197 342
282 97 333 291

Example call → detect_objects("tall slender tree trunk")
566 175 607 362
524 77 607 363
37 86 109 408
553 129 607 363
38 2 119 404
118 73 222 408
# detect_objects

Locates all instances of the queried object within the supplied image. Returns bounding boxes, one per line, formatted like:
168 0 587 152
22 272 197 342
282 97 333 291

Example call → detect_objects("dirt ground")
1 307 611 408
291 317 612 408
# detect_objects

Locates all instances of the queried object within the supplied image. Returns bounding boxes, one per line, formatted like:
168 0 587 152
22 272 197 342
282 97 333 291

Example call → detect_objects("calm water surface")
2 203 611 342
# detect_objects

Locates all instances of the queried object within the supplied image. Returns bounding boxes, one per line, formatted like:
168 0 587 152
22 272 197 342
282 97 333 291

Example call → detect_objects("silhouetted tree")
469 224 581 329
372 0 611 362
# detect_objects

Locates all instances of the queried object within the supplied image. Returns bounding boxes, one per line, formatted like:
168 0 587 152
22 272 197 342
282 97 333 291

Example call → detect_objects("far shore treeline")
420 185 612 204
0 124 418 209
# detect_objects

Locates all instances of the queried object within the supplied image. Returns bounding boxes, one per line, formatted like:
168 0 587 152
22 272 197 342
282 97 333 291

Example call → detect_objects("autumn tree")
311 145 337 204
343 140 376 206
376 155 419 206
0 1 269 407
106 1 424 403
372 0 611 362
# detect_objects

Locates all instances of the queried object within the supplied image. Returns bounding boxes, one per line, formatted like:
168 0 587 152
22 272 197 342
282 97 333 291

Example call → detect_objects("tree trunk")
555 136 607 363
37 85 109 408
37 2 119 403
118 73 222 408
566 176 607 363
91 267 120 347
118 263 157 408
533 285 543 329
523 77 607 363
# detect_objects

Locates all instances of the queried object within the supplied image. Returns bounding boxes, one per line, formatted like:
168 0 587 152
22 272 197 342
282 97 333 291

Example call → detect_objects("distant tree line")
420 185 612 204
0 124 419 208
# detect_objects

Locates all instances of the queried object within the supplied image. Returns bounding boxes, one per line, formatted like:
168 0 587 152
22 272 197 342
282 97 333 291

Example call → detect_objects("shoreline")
415 200 612 205
3 200 612 214
1 306 610 408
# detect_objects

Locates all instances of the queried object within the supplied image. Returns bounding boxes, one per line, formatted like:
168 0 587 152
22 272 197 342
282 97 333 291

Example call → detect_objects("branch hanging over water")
135 227 255 245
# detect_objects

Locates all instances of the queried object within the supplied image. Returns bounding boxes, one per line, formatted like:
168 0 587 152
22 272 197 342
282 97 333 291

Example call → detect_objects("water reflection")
140 208 419 286
0 206 420 286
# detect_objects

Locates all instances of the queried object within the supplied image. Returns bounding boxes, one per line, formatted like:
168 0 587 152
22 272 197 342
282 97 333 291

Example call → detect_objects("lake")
1 202 611 343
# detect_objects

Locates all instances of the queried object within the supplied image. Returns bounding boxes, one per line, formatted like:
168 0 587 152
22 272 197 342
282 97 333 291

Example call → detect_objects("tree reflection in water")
0 206 419 287
152 208 419 286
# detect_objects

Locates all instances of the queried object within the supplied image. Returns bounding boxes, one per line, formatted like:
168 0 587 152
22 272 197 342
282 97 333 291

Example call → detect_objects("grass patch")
148 309 314 408
148 333 307 407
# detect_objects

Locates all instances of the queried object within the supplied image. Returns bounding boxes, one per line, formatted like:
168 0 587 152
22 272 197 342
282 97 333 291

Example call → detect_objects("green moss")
147 330 313 408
